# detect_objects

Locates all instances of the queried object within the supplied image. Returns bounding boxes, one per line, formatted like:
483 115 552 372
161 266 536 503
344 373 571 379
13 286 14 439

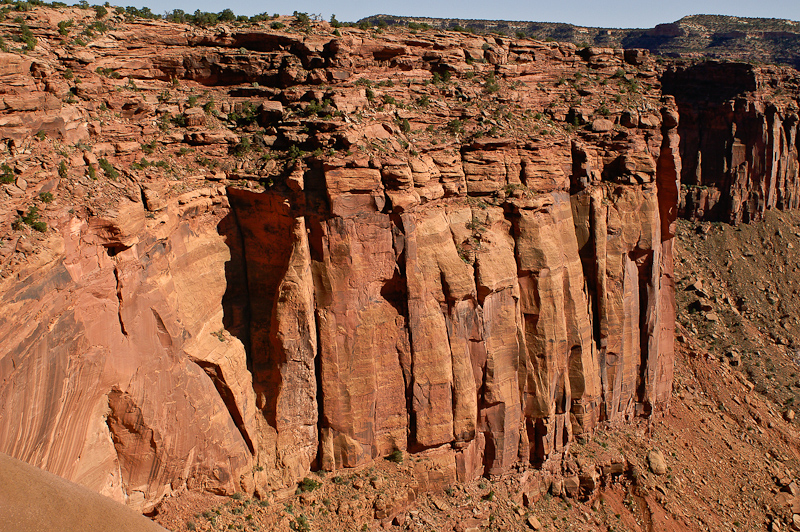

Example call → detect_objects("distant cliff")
364 14 800 68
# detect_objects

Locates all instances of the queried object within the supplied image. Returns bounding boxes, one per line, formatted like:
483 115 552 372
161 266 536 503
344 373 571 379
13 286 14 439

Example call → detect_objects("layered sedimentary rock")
663 62 800 223
3 6 793 512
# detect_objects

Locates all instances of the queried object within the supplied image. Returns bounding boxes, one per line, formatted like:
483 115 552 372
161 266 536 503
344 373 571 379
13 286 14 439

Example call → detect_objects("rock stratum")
0 6 797 515
368 14 800 69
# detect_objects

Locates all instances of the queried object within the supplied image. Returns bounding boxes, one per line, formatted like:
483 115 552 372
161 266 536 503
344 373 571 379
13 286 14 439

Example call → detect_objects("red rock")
0 6 780 514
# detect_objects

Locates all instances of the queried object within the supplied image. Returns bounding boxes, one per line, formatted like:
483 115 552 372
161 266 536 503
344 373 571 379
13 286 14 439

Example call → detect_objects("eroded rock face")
0 189 254 512
663 62 800 223
213 118 680 492
4 6 793 512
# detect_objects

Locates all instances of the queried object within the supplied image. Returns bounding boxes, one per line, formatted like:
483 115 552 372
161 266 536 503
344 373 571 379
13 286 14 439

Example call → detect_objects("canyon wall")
663 62 800 223
0 7 792 512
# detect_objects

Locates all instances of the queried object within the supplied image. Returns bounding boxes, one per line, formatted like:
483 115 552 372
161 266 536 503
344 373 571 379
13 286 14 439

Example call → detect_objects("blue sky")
134 0 800 28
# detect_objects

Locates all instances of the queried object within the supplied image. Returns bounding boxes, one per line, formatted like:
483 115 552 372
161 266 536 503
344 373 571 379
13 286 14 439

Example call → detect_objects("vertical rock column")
226 190 318 490
315 212 410 470
511 192 600 465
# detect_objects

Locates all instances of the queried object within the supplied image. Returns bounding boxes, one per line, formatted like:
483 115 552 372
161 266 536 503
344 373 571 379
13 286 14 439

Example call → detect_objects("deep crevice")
193 359 256 455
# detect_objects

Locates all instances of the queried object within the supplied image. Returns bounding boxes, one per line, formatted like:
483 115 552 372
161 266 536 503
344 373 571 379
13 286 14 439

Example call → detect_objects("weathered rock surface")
663 62 800 223
0 6 794 514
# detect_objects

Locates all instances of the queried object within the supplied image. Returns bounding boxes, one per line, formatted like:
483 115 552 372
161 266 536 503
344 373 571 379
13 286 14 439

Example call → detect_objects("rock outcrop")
663 62 800 223
0 6 793 513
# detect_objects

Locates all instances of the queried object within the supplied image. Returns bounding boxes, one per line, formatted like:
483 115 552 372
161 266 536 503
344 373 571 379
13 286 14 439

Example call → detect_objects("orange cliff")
0 5 793 513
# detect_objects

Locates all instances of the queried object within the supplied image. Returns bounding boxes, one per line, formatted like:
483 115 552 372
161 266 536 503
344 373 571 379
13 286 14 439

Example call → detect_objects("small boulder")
183 107 206 127
591 118 614 132
648 450 667 476
526 515 542 530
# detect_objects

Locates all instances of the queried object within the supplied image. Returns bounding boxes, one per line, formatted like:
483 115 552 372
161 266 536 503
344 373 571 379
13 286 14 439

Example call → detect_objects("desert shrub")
290 514 310 532
218 8 235 22
386 449 403 463
57 19 73 35
446 119 464 135
123 6 158 20
98 158 118 179
297 477 320 493
292 11 310 31
484 72 499 93
20 21 36 50
0 164 14 184
15 205 47 232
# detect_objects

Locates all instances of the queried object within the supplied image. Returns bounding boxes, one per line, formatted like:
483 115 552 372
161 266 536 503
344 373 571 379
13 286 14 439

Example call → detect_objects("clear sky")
133 0 800 29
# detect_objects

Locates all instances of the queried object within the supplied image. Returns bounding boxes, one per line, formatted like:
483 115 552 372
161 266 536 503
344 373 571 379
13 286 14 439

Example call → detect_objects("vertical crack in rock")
150 309 173 349
112 265 128 337
220 191 253 366
192 359 255 454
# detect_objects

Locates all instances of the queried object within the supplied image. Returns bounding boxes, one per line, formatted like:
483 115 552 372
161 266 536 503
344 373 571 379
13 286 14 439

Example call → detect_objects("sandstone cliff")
663 62 800 223
0 6 793 513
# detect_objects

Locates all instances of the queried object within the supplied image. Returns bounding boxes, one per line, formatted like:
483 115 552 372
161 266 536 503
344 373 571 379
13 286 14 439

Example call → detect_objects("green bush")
292 11 310 31
125 6 161 19
218 8 235 22
446 119 464 135
98 158 118 179
1 164 14 184
484 73 499 93
93 4 107 18
20 22 36 50
297 477 320 493
58 160 68 178
386 449 403 463
16 205 46 232
171 113 186 127
291 515 310 532
57 19 73 35
231 136 251 155
39 191 53 203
